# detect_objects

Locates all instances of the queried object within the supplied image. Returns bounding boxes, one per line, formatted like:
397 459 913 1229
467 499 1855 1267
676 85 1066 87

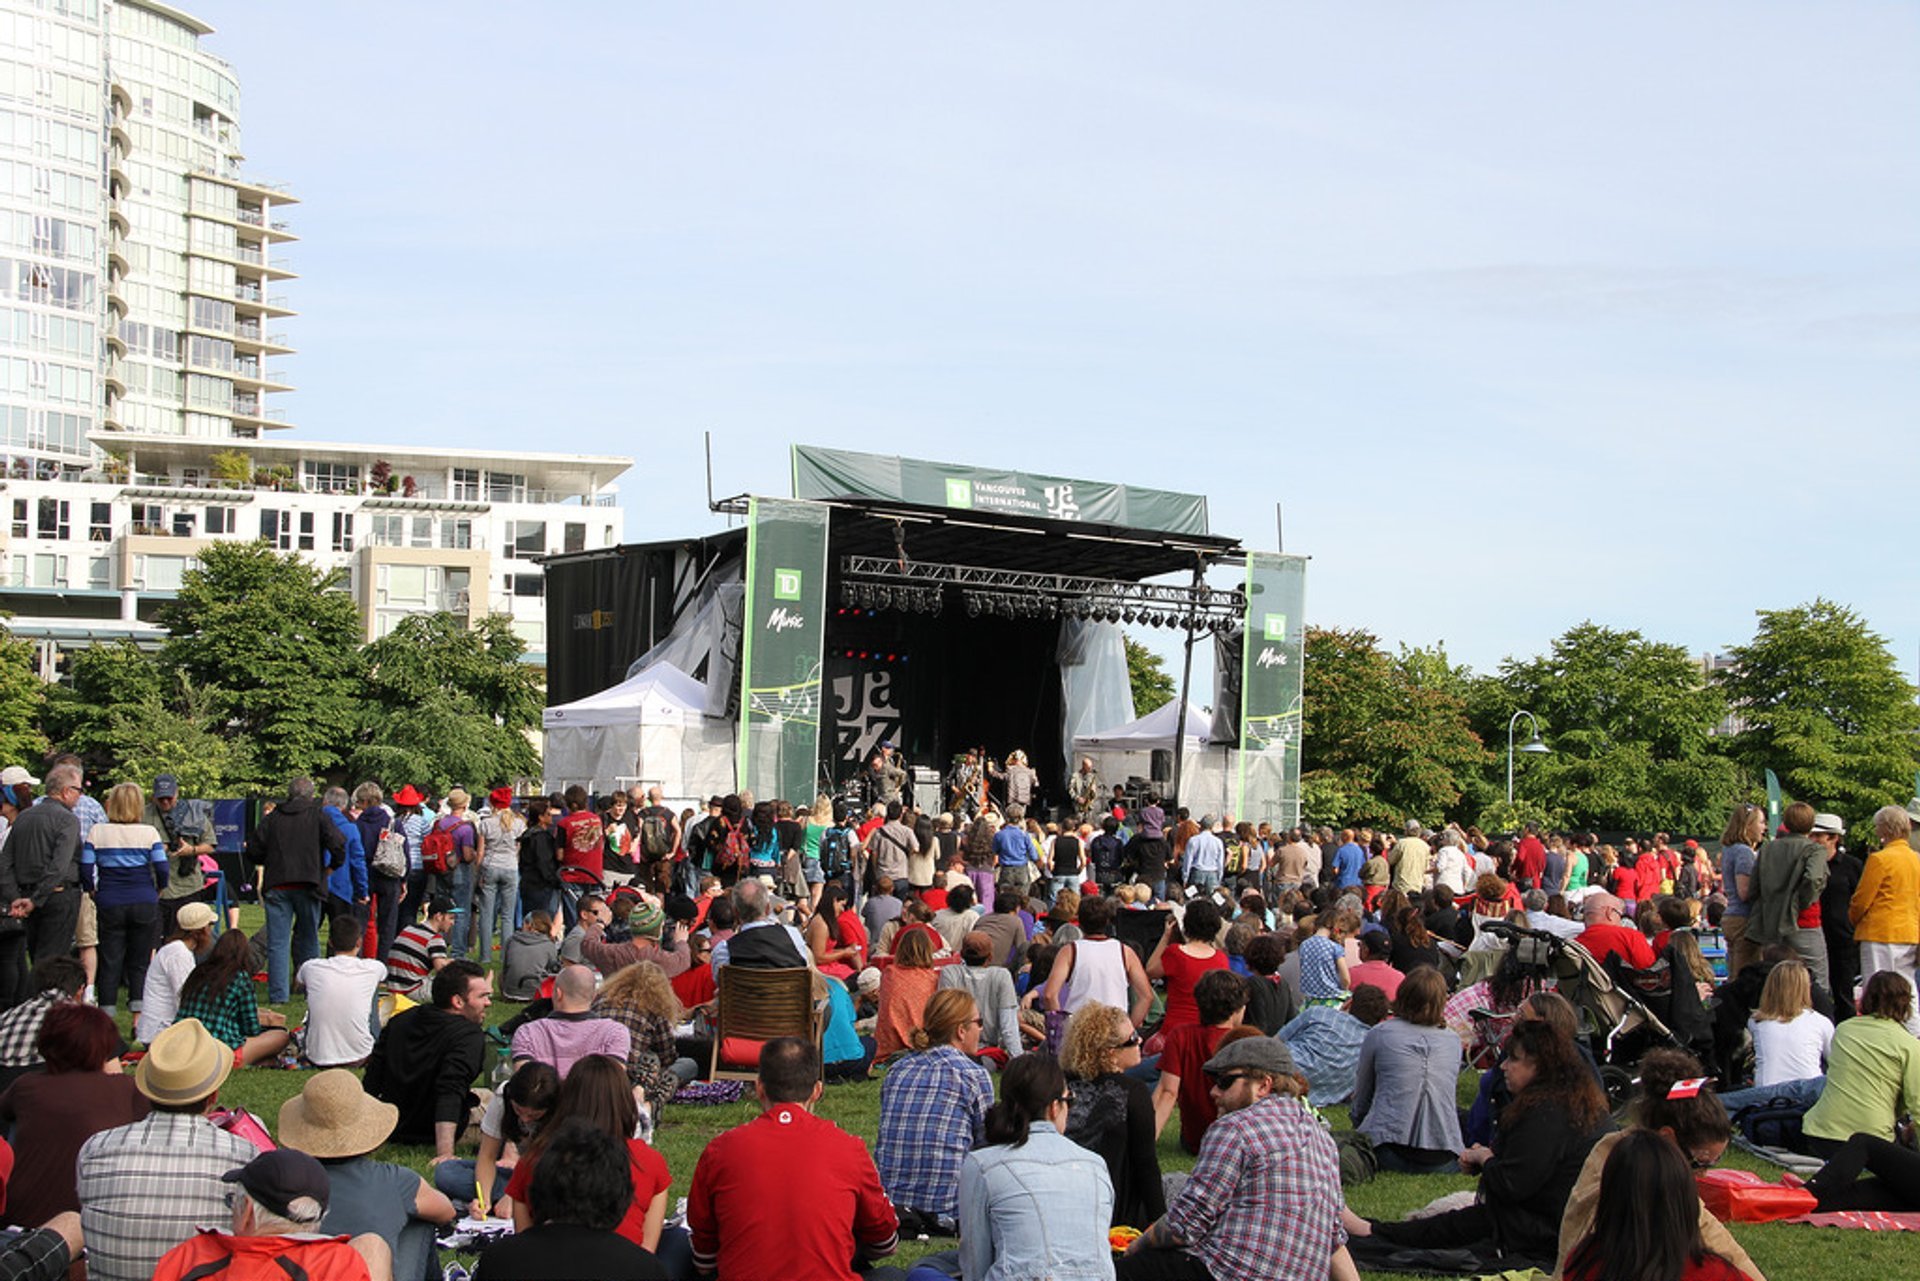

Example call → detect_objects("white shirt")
136 939 197 1043
1750 1008 1834 1087
1433 846 1473 897
296 955 387 1066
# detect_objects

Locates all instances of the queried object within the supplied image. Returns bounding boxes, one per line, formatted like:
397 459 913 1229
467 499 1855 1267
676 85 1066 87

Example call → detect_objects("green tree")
1716 599 1920 841
156 541 364 786
1124 637 1175 715
0 622 45 768
1476 623 1738 833
352 613 542 791
1301 627 1492 826
41 639 165 766
94 678 256 797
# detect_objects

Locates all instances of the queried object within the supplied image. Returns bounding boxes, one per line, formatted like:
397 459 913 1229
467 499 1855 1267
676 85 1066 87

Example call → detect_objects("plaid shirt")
77 1111 257 1281
176 976 263 1051
1165 1095 1345 1281
0 1227 72 1281
874 1044 992 1220
0 991 62 1066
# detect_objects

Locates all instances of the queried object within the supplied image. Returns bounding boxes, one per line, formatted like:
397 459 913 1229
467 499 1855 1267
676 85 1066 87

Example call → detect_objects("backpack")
1334 1129 1378 1186
371 827 407 879
420 820 460 875
640 812 673 859
719 823 751 872
1734 1098 1807 1151
820 825 853 878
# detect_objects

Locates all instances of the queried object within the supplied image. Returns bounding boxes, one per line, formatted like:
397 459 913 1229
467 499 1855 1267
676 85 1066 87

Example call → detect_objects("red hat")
489 786 515 811
391 784 426 807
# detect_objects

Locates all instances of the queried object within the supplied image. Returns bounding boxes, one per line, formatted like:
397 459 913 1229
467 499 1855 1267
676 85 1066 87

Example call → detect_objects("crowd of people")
0 748 1911 1280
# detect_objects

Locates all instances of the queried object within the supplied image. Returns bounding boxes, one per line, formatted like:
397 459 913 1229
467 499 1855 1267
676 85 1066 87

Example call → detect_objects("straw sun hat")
277 1068 400 1159
136 1017 233 1107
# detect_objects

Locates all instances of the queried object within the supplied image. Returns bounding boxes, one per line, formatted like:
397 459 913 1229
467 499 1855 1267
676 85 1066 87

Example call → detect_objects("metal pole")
1507 709 1539 804
1170 560 1204 807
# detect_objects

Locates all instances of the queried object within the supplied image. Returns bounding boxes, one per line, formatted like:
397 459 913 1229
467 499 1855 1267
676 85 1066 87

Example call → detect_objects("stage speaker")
1210 629 1242 743
1150 748 1173 784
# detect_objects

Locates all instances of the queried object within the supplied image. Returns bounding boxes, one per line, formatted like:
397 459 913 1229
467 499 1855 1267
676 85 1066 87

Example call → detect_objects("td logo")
773 568 803 601
944 477 973 509
1263 613 1287 642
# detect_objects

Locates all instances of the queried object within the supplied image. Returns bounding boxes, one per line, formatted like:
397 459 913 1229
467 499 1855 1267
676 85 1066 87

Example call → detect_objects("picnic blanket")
1784 1210 1920 1232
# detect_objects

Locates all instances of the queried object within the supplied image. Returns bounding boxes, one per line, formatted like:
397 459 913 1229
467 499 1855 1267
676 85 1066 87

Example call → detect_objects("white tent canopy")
542 661 736 803
1073 698 1212 752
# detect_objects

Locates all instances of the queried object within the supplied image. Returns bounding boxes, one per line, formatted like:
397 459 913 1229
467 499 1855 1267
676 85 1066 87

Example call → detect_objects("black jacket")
364 1004 488 1143
249 796 346 892
0 801 81 907
1478 1098 1613 1257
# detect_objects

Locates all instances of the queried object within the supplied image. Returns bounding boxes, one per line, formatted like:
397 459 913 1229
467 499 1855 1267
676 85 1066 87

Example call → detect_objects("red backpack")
420 818 468 874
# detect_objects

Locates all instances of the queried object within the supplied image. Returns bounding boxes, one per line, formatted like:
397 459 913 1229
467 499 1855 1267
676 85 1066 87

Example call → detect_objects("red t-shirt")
672 962 717 1009
506 1137 669 1248
1631 854 1664 904
921 886 949 912
1567 1253 1746 1281
688 1105 898 1281
1160 1022 1228 1155
1577 922 1656 970
1514 836 1547 886
1158 946 1230 1035
556 810 606 882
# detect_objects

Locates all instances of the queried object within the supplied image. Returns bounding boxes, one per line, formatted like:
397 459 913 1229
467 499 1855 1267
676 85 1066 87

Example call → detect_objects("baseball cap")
222 1149 331 1219
0 767 39 787
1203 1035 1297 1080
152 773 179 799
175 902 218 931
426 895 459 917
1811 813 1845 835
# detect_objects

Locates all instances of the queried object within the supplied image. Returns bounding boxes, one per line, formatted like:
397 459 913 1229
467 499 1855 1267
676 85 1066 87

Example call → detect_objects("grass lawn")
119 906 1912 1278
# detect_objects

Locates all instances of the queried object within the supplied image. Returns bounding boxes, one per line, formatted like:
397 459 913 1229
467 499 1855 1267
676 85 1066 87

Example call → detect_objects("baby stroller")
1475 919 1683 1108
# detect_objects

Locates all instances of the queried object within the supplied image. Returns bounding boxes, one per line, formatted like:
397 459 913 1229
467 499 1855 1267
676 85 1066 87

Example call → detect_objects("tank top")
1062 936 1129 1013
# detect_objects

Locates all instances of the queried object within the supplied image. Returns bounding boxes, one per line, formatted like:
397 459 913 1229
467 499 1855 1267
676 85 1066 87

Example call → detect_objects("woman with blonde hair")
875 988 993 1233
82 780 167 1017
591 961 688 1117
874 927 941 1061
1061 1002 1164 1227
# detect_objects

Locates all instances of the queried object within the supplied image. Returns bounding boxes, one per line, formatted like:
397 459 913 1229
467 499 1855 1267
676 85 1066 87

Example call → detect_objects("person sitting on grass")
0 956 86 1089
430 1060 559 1218
509 964 630 1080
937 930 1025 1066
1153 969 1249 1155
152 1149 392 1281
1061 1001 1164 1229
687 1037 901 1281
1344 1017 1612 1271
1350 965 1463 1173
875 988 993 1235
364 959 491 1165
1277 982 1389 1108
279 1068 455 1281
174 926 290 1066
501 910 563 1001
295 915 387 1069
873 926 941 1062
0 1003 145 1231
474 1122 666 1281
1559 1129 1748 1281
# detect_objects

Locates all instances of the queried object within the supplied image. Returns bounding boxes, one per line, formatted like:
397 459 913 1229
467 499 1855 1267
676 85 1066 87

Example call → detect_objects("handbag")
1696 1169 1817 1223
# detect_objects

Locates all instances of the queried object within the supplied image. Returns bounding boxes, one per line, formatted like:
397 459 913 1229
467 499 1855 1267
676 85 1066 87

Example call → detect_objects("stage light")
965 593 981 618
875 588 891 610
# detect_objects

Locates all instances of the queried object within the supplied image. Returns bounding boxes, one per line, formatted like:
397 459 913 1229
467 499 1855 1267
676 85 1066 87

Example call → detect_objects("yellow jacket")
1851 838 1920 944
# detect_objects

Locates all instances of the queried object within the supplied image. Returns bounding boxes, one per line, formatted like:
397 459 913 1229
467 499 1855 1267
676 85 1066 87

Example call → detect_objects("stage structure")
541 446 1306 826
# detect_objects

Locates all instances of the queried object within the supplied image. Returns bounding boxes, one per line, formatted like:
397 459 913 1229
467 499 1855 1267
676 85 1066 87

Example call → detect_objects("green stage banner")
738 497 830 802
791 444 1210 536
1236 552 1307 827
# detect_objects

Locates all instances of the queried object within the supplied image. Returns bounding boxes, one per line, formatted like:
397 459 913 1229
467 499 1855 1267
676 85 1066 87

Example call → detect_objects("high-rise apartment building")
0 1 629 672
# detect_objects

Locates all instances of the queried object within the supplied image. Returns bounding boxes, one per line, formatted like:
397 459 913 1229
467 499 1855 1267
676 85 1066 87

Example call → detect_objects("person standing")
353 783 404 965
428 789 481 958
320 787 369 936
1749 802 1831 991
1814 812 1863 1020
3 762 85 974
1850 804 1920 1032
475 787 525 968
249 776 347 1005
146 774 220 934
1718 802 1766 976
1180 817 1226 896
80 782 167 1019
1388 820 1431 896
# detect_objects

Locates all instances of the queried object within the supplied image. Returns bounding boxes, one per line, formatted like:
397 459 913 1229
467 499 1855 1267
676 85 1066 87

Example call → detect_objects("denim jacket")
958 1121 1115 1281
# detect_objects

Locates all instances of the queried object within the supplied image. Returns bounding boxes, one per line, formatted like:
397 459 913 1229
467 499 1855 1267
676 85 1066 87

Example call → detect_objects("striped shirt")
77 1111 257 1281
384 923 445 995
81 821 168 908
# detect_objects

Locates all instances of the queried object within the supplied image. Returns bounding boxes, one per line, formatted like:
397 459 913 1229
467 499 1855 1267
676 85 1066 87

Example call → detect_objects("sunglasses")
1687 1149 1721 1171
1112 1032 1143 1049
1206 1071 1252 1089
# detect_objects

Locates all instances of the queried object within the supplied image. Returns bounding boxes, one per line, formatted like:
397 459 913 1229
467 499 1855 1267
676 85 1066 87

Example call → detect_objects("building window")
509 521 545 558
370 513 403 547
30 553 66 587
87 556 109 589
451 468 481 502
297 511 314 551
131 503 164 534
564 522 585 554
511 573 544 598
36 498 68 540
331 512 353 552
301 461 360 494
487 471 527 504
409 516 433 548
440 518 471 549
171 510 196 537
11 499 26 539
132 554 190 591
205 505 235 534
89 501 110 542
260 508 291 550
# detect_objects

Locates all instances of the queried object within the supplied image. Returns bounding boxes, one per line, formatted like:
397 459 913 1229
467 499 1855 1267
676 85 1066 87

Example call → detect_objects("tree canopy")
1125 637 1174 715
353 613 543 791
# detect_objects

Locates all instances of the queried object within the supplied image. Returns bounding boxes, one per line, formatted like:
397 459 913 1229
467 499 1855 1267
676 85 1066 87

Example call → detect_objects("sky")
185 2 1920 690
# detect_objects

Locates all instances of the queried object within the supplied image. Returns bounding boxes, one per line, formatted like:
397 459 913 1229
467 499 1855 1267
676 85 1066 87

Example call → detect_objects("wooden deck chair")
709 965 822 1082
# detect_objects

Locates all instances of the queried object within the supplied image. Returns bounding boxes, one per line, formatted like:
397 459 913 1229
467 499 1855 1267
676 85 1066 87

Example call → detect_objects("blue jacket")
324 805 368 902
958 1122 1115 1281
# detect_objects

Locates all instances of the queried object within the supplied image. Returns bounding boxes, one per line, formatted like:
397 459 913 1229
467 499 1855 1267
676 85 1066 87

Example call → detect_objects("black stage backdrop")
824 608 1065 812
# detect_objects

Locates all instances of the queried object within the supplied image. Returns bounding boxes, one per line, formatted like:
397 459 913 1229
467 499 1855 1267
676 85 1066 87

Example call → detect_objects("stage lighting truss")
839 556 1246 633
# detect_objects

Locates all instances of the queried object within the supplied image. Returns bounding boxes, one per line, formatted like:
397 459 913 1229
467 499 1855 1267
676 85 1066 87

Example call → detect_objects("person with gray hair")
1389 821 1432 895
249 775 347 1003
0 761 85 975
151 1149 393 1281
1432 829 1472 898
319 786 368 935
709 878 809 977
1180 815 1226 895
1851 804 1920 1032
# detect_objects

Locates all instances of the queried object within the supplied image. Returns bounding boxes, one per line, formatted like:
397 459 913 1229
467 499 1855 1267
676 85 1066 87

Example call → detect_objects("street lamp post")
1507 710 1549 804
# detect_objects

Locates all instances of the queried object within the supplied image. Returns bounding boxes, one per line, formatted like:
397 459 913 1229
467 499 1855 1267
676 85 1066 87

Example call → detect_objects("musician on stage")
947 750 988 819
863 745 907 809
991 750 1039 814
1067 757 1104 823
